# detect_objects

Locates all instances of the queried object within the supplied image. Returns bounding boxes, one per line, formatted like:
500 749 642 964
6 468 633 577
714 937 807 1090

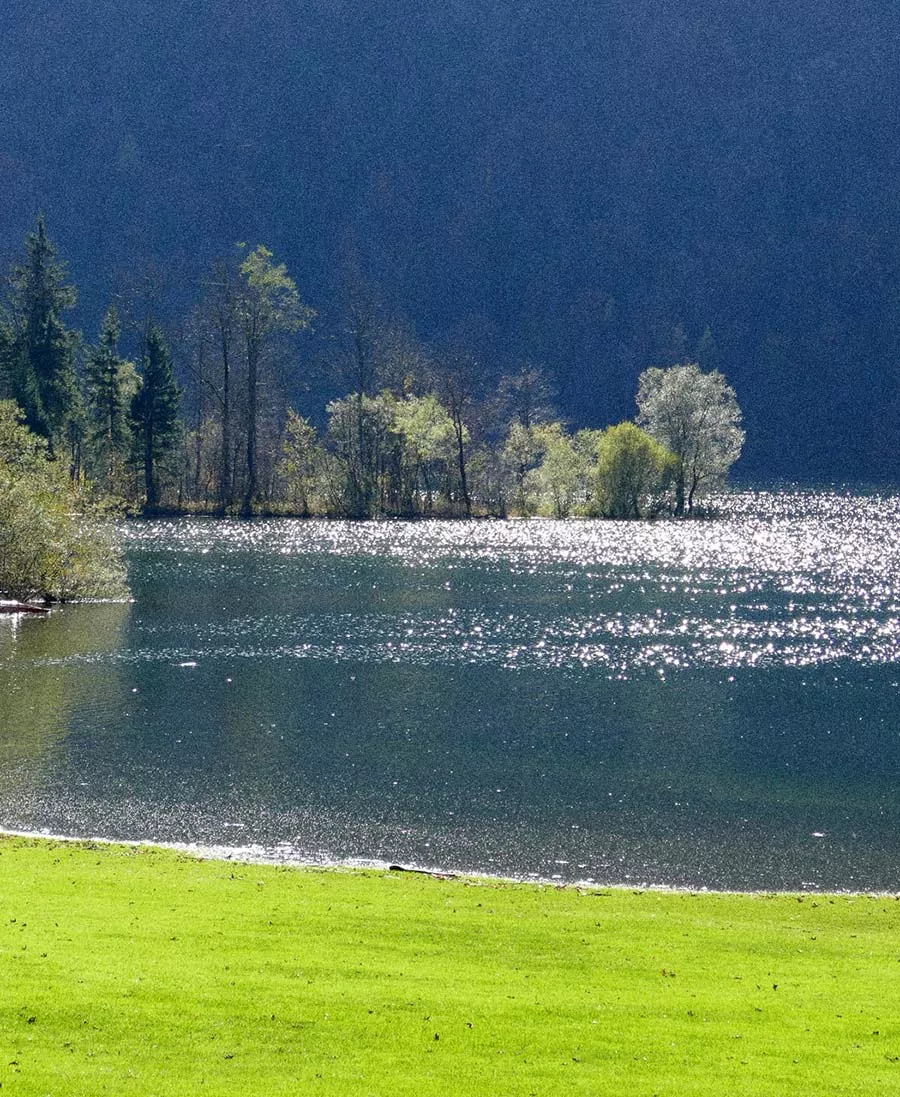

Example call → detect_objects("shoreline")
3 826 896 899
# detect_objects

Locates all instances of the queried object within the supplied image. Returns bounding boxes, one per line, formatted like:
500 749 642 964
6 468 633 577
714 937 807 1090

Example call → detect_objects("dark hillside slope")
2 0 899 480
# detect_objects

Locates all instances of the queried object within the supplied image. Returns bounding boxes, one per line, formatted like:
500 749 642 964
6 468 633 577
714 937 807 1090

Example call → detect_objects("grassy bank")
1 837 899 1095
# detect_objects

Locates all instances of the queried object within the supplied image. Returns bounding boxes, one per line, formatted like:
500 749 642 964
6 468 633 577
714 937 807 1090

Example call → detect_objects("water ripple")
8 489 900 890
29 606 900 677
78 493 900 676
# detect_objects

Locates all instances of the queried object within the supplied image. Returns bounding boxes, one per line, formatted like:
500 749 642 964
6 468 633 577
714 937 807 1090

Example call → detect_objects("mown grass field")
1 836 899 1095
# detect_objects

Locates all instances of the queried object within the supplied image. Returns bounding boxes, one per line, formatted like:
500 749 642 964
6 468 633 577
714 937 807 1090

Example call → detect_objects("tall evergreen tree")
3 217 79 457
85 305 132 490
0 323 14 401
129 323 182 511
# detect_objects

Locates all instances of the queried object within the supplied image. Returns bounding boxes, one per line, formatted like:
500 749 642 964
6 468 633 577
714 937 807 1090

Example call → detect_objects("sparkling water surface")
3 489 900 890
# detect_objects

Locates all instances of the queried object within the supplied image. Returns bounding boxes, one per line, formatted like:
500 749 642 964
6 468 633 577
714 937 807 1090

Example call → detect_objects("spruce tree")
4 217 79 457
129 323 182 511
85 305 131 491
0 321 15 401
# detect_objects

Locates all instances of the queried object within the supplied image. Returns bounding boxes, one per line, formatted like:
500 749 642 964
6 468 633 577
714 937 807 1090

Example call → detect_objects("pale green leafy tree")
390 393 459 515
325 391 465 517
237 245 315 516
592 421 675 519
275 408 327 516
636 363 743 516
326 392 395 517
527 423 590 518
502 422 545 515
466 444 510 517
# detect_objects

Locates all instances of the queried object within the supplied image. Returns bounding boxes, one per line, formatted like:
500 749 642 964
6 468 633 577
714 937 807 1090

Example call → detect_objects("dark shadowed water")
3 490 900 891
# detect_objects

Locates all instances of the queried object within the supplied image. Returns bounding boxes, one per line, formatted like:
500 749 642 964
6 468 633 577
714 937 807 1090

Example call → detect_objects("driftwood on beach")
0 600 50 614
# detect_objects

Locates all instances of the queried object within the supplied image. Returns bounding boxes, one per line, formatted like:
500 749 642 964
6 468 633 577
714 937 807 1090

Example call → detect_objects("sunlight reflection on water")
113 489 900 675
5 489 900 890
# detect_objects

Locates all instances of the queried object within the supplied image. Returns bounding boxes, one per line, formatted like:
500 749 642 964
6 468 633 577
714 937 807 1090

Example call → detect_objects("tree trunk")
674 462 686 517
241 343 258 518
454 414 471 518
219 334 231 513
144 424 157 511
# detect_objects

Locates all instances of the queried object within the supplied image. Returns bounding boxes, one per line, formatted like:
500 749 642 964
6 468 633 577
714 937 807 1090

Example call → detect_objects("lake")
3 489 900 891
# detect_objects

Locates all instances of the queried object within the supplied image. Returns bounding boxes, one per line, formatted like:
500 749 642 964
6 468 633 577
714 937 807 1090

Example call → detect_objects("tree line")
0 219 744 524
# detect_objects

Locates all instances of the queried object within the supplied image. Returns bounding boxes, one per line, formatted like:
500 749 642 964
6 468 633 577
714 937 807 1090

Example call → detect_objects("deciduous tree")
236 245 314 516
0 401 127 599
275 409 326 516
528 423 589 518
496 363 556 431
636 363 743 516
433 350 479 517
592 421 675 518
390 393 459 515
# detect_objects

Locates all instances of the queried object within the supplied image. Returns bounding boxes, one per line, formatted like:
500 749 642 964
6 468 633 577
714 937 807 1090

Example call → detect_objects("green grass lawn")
1 836 899 1095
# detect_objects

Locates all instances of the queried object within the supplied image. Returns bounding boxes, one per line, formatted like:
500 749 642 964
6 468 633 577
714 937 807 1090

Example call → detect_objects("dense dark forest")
1 0 899 482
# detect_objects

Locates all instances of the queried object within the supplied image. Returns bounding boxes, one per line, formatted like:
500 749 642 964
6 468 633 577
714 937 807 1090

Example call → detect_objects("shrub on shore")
0 400 128 600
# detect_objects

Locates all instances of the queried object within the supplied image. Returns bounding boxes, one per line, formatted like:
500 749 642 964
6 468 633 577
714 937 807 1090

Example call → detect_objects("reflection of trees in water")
0 604 129 777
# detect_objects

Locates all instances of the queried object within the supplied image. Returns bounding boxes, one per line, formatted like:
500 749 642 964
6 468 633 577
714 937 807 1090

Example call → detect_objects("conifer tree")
3 217 79 457
85 305 132 491
129 323 182 511
0 323 14 401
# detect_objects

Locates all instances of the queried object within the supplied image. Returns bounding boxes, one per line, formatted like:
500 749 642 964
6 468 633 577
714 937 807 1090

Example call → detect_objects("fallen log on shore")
0 600 50 614
388 864 457 879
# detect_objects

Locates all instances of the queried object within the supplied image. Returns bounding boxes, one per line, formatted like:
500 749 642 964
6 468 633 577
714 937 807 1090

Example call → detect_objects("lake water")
3 490 900 891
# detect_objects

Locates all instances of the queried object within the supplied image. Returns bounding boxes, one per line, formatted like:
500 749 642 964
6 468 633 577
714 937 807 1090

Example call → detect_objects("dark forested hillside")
2 0 899 481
